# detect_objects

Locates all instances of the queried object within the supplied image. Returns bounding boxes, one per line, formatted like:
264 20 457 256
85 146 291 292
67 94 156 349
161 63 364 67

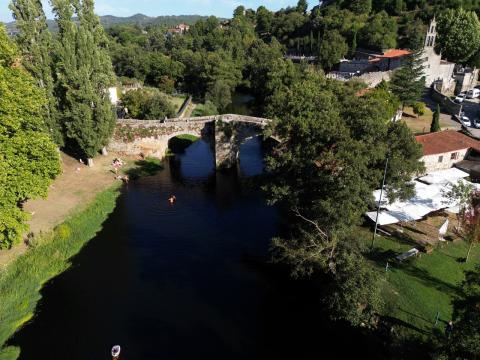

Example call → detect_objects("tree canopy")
0 25 60 248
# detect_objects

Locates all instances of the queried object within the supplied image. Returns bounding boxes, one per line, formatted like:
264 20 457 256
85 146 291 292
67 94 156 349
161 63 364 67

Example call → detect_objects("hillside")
4 13 212 33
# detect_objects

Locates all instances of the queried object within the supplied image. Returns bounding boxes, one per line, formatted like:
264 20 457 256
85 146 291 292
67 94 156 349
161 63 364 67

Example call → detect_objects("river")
10 137 382 359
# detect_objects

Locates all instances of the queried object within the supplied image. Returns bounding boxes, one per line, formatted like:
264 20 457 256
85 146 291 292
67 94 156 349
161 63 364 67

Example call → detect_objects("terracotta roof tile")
415 130 480 156
381 49 412 58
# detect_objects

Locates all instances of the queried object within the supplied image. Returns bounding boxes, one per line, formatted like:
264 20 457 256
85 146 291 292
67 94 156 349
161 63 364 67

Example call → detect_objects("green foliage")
121 88 176 119
317 30 348 70
10 0 63 146
437 8 480 65
358 11 398 51
206 79 232 112
390 50 426 107
349 0 373 14
412 101 426 117
264 69 423 249
435 265 480 358
431 104 441 132
52 0 116 159
0 186 120 358
54 224 71 240
327 246 384 327
0 25 61 248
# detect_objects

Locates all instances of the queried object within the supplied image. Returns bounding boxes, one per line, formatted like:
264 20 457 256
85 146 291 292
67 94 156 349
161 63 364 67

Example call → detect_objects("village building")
415 130 480 173
422 18 456 93
167 23 190 35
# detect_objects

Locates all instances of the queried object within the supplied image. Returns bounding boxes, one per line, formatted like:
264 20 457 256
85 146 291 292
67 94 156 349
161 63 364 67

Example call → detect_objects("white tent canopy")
367 170 478 226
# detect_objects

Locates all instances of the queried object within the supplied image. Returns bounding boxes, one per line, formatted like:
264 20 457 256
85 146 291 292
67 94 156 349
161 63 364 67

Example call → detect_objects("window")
438 156 443 163
451 152 459 160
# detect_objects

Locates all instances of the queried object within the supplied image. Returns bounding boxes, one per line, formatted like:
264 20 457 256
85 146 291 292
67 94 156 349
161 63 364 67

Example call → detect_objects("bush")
121 88 176 120
54 224 71 240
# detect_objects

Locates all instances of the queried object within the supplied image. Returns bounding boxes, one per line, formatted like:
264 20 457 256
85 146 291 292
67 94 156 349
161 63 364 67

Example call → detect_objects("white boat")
111 345 121 358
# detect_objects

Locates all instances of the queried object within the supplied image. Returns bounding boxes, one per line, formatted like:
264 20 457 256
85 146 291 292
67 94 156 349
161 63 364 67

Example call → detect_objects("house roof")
381 49 412 58
415 130 480 156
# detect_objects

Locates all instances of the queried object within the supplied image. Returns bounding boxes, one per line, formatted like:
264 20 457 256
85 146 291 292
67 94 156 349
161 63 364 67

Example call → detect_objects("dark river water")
11 138 381 359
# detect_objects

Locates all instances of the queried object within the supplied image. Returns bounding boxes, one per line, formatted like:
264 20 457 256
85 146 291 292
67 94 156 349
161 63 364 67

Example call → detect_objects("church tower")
424 17 437 48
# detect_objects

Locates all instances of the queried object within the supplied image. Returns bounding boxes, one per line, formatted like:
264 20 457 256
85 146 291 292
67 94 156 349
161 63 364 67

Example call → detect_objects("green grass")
191 103 206 117
167 135 199 154
165 94 187 113
0 186 121 360
359 227 480 337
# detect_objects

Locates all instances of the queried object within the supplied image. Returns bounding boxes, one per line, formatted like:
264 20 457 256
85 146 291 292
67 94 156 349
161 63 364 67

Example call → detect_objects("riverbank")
0 153 133 270
0 186 122 360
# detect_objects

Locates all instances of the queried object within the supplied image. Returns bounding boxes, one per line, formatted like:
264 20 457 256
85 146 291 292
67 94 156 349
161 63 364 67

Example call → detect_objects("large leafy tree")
317 30 348 70
0 25 60 248
52 0 116 163
390 50 425 108
436 265 480 358
263 71 422 325
358 10 397 51
10 0 63 146
437 8 480 65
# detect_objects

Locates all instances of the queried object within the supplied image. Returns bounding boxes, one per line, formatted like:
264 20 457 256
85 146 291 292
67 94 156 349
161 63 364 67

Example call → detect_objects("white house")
415 130 480 173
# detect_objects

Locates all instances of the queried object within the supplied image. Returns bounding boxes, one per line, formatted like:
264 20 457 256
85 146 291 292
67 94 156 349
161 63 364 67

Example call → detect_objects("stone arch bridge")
109 114 273 169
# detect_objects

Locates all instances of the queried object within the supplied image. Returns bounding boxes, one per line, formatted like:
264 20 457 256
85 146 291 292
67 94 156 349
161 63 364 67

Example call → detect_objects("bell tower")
424 17 437 48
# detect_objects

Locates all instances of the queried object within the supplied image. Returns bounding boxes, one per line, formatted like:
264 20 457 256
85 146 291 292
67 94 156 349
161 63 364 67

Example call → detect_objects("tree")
52 0 116 163
326 246 384 327
233 6 245 18
358 11 397 51
317 30 348 70
296 0 308 14
349 0 372 14
412 101 426 118
255 6 273 36
431 104 440 132
0 25 60 248
264 71 423 242
121 88 175 120
437 8 480 65
436 265 480 358
10 0 63 146
206 79 232 112
390 50 425 108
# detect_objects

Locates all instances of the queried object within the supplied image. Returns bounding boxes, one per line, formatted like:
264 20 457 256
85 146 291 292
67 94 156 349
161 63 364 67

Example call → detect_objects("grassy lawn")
164 94 187 113
359 227 480 337
0 186 121 360
401 106 459 135
191 103 207 117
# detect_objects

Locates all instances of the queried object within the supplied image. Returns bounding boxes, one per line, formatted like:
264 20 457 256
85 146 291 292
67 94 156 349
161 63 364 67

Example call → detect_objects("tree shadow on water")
124 158 164 179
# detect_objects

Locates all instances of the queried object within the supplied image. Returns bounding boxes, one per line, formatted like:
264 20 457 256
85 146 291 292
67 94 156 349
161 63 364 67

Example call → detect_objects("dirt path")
0 152 134 269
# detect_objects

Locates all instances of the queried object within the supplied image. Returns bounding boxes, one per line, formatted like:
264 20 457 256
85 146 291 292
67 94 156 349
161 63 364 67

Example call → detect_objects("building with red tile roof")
415 130 480 173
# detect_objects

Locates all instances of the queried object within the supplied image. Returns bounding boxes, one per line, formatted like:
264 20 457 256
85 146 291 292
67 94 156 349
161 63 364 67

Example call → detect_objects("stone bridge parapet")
109 114 273 169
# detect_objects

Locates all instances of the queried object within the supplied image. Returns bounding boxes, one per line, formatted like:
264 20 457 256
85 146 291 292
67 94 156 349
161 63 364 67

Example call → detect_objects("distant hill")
4 14 214 34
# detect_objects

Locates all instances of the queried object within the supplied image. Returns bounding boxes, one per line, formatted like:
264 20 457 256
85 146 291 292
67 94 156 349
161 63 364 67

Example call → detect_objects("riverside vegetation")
0 187 121 360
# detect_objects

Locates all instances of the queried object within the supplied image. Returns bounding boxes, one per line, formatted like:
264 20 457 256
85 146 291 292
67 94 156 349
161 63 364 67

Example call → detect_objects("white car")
454 92 466 103
467 88 480 98
461 116 472 127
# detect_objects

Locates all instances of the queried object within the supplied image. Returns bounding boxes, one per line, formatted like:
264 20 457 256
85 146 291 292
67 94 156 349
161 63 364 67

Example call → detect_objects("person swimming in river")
168 195 176 204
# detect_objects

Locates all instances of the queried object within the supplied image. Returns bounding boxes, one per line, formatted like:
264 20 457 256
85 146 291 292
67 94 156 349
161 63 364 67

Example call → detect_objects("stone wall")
430 87 462 116
421 149 470 173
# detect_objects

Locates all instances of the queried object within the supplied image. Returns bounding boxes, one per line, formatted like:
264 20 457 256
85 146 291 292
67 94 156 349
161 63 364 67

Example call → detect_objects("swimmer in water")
168 195 176 204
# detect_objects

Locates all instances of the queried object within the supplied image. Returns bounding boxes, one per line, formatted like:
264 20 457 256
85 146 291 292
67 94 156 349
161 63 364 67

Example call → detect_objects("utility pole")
372 157 389 249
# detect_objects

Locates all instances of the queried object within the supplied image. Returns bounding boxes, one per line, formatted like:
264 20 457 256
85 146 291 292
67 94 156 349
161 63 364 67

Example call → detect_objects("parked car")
454 92 466 103
454 113 472 127
473 118 480 128
467 88 480 99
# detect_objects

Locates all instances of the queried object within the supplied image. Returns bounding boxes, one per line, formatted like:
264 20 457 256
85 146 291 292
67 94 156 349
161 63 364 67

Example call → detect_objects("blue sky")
0 0 305 22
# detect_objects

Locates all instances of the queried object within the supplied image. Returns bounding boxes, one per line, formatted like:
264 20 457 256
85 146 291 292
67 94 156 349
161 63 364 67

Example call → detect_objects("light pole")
372 156 389 249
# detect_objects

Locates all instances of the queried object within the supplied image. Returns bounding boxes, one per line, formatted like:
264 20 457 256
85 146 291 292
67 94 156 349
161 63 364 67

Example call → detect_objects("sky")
0 0 305 22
